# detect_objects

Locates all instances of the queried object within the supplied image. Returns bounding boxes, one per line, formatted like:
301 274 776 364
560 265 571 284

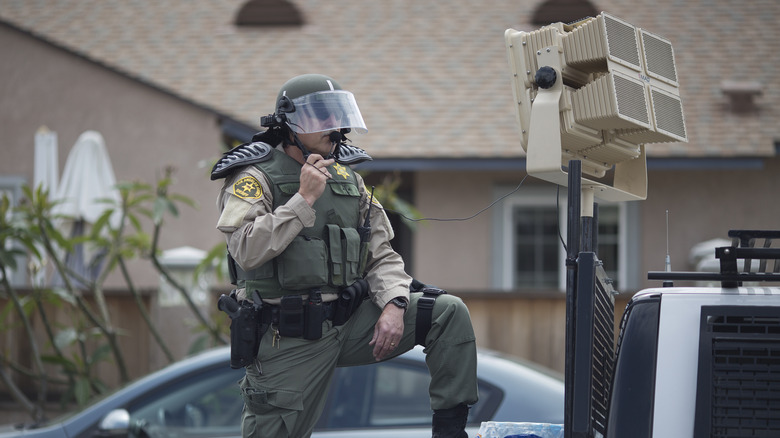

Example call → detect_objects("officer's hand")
299 154 335 206
369 304 405 361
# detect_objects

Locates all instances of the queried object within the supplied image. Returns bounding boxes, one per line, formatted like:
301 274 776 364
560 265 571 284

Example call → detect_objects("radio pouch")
303 290 324 340
279 295 304 338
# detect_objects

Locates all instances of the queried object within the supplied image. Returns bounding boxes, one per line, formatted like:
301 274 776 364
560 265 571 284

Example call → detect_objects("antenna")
358 186 375 243
357 186 376 277
663 210 673 287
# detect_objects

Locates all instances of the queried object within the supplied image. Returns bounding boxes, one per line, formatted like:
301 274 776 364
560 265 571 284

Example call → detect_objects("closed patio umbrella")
52 130 121 285
33 125 58 196
30 126 59 286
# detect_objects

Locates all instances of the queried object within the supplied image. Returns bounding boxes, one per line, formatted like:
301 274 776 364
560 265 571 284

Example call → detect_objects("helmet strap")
288 131 311 160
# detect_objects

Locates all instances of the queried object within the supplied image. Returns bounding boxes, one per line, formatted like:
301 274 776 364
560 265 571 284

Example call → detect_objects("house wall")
0 24 226 290
411 169 538 291
412 157 780 294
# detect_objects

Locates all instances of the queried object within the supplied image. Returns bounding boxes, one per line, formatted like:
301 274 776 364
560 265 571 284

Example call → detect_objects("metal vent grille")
696 307 780 438
615 74 650 125
651 88 687 141
568 251 616 438
641 30 678 85
604 14 641 70
591 270 616 435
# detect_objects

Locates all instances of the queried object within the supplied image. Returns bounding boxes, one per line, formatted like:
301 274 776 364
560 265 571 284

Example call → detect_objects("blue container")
476 422 564 438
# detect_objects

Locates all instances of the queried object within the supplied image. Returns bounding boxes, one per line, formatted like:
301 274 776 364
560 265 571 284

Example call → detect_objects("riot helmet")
274 74 368 135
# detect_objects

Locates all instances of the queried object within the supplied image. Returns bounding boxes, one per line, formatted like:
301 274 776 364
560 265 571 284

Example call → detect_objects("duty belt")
262 280 370 340
264 299 337 326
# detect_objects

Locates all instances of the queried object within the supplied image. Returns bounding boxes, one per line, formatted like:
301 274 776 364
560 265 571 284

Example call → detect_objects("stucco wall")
411 171 489 290
641 158 780 289
1 24 226 289
412 158 780 294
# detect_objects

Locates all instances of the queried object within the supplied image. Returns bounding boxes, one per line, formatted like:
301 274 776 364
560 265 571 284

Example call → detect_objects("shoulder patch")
233 176 263 199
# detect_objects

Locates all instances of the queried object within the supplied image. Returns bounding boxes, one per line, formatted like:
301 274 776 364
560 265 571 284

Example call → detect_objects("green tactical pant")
239 292 478 438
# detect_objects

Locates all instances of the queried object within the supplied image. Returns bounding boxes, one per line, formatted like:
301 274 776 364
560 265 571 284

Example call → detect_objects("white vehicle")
604 230 780 438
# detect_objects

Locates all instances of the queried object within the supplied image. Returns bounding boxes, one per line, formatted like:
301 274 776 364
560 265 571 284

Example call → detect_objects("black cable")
557 185 568 252
376 174 529 223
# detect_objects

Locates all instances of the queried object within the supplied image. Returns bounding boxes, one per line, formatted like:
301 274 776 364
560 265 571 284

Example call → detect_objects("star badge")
333 163 350 180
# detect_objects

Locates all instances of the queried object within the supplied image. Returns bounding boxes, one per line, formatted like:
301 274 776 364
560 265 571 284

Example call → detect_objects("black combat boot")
432 403 469 438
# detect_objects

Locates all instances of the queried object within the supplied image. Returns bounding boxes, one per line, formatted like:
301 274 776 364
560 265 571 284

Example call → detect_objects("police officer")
213 74 477 438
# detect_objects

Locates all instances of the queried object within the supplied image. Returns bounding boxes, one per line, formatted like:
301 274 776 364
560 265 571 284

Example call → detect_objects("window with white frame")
512 205 560 288
493 184 635 292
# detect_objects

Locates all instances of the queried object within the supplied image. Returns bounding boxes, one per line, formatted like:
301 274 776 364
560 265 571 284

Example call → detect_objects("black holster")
218 290 268 369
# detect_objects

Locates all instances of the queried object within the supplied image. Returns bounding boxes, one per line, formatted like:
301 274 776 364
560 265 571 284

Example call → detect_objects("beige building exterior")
1 0 779 380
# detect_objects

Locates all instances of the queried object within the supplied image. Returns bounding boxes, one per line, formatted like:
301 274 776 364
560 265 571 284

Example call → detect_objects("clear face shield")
284 90 368 135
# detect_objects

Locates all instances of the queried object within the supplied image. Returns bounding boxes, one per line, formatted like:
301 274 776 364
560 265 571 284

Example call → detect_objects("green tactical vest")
236 149 366 299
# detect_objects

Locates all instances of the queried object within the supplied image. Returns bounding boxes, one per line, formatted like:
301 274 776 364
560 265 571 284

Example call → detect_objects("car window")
317 360 502 430
117 355 505 436
126 366 244 437
371 363 432 426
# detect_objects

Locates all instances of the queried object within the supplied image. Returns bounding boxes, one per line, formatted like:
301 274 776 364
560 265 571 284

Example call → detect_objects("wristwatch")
388 297 409 312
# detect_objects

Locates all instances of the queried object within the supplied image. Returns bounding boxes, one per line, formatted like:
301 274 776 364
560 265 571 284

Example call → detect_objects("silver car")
0 346 564 437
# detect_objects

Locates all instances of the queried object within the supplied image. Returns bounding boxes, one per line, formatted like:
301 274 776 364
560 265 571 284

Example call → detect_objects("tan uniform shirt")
216 156 411 309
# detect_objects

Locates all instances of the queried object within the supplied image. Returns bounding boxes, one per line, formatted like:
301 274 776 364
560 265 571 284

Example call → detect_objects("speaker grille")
651 88 687 141
604 15 641 70
615 74 650 125
642 30 678 85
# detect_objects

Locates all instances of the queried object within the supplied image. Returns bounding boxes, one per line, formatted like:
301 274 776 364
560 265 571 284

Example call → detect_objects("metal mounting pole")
581 187 595 253
564 160 582 438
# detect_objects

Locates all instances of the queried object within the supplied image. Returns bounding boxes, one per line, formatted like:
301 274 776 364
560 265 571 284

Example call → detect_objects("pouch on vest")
326 224 361 287
278 182 300 198
329 182 360 198
277 235 328 290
